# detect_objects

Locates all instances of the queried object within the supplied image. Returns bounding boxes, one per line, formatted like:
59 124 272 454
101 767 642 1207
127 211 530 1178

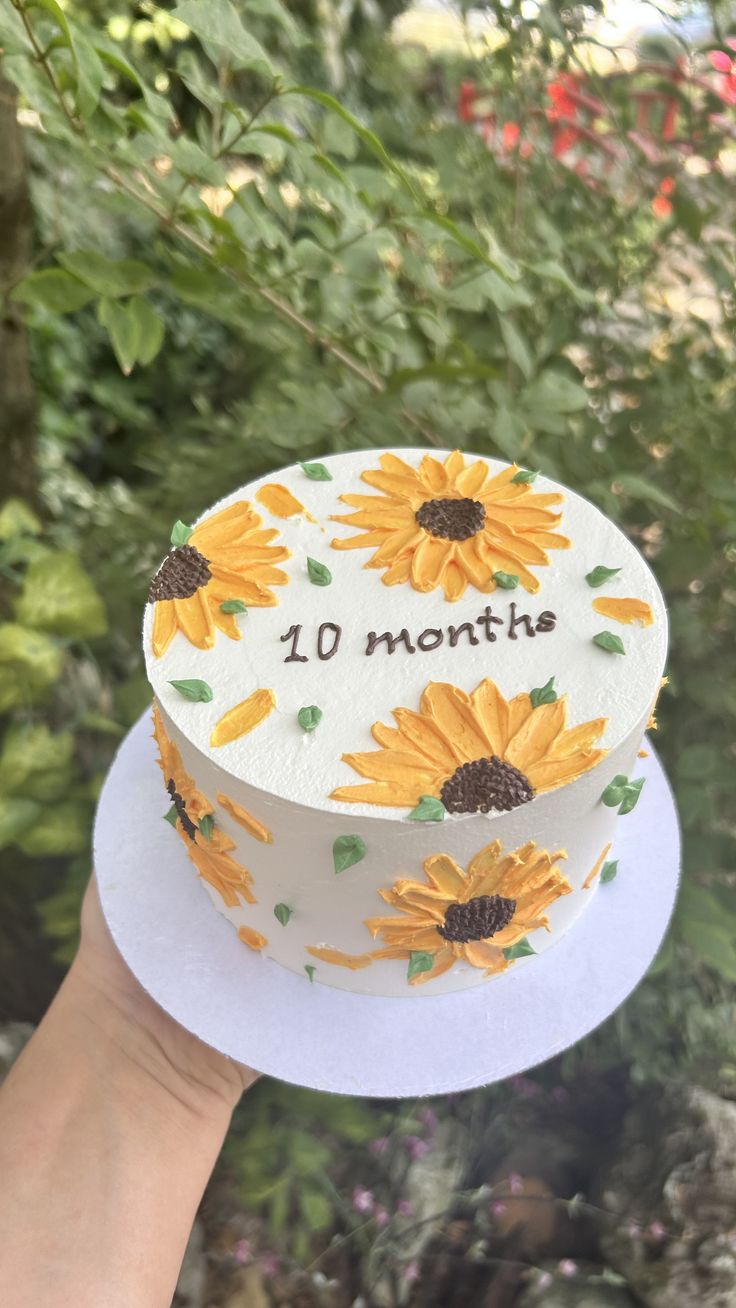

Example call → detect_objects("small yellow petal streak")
211 689 277 747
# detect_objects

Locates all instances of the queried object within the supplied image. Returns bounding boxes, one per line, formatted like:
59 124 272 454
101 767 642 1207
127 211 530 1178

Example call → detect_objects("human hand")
69 874 258 1116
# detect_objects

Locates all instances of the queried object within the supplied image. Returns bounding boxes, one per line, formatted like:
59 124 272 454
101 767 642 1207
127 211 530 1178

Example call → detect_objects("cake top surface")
143 448 668 820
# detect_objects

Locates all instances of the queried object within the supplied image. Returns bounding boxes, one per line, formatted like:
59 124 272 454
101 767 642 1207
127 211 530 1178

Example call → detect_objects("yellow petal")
420 682 491 762
582 842 613 890
465 839 504 889
505 697 568 770
239 925 268 951
418 454 449 492
211 689 276 747
174 590 216 649
592 597 655 627
216 792 273 843
424 853 468 897
455 459 489 497
330 781 423 807
443 449 466 482
506 693 533 740
470 680 510 756
256 483 311 520
411 534 453 592
339 749 437 787
306 945 374 970
442 559 468 602
462 940 506 970
548 718 608 759
393 707 461 768
152 600 177 658
526 750 605 793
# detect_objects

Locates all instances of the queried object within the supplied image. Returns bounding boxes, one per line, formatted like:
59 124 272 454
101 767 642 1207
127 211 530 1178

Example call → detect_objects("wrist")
66 943 247 1123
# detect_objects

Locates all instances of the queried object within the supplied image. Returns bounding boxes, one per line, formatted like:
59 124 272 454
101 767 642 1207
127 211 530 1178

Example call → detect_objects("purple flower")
352 1185 375 1215
404 1135 430 1160
510 1075 541 1098
369 1136 389 1156
558 1259 578 1277
232 1239 252 1265
374 1205 390 1228
259 1252 279 1277
418 1106 438 1133
508 1172 524 1195
403 1259 420 1284
397 1199 413 1216
536 1270 553 1289
648 1220 667 1241
491 1201 507 1218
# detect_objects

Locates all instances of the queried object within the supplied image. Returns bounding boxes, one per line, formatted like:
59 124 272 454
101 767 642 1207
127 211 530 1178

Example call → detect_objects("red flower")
652 194 673 218
553 125 580 157
502 120 520 150
709 42 736 105
547 73 580 120
458 81 477 123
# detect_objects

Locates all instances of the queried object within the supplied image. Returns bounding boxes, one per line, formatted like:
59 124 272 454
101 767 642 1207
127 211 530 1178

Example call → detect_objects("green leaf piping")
307 556 332 587
220 599 247 614
163 805 178 828
592 630 626 655
274 903 292 926
530 676 557 708
333 834 367 874
493 570 519 589
585 564 621 588
407 950 435 981
170 520 193 546
503 937 536 960
408 795 447 822
511 468 539 485
300 461 332 481
298 705 323 732
304 963 316 983
168 678 213 703
600 860 619 883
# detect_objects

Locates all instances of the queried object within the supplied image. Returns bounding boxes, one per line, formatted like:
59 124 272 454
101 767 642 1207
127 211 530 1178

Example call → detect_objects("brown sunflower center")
440 756 535 814
438 894 517 943
148 545 212 603
166 778 198 841
415 497 486 542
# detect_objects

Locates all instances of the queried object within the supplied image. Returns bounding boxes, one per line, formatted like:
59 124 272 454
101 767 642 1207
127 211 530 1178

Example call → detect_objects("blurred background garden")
1 0 736 1302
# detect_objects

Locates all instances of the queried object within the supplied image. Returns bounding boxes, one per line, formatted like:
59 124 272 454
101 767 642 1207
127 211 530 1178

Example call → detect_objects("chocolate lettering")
476 606 504 642
535 610 557 633
448 622 480 648
508 602 535 640
317 621 342 660
417 627 444 652
366 629 416 656
281 623 308 662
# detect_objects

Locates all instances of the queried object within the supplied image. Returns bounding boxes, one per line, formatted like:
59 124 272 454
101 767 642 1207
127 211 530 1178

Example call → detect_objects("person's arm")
0 877 256 1308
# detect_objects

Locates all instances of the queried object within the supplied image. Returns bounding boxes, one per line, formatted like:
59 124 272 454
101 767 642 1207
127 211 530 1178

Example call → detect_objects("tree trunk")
0 72 37 507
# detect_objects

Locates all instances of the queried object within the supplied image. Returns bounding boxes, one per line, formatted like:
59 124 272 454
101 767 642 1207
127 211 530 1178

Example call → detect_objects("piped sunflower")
331 678 607 811
153 703 256 907
330 450 570 601
148 501 291 658
366 839 572 983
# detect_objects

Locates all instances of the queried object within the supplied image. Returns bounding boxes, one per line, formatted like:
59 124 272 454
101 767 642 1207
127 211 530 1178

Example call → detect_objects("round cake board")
95 713 680 1099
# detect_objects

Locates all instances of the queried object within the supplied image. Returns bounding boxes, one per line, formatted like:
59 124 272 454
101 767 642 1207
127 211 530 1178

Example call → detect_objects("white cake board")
95 713 680 1099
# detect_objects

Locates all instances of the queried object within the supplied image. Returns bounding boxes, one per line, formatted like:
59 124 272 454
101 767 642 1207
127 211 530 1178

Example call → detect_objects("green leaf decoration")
307 556 332 586
592 630 626 656
333 834 367 874
503 937 537 960
408 795 447 822
530 677 558 708
304 964 316 983
220 599 247 614
619 777 645 815
274 902 292 926
198 813 214 841
600 775 645 814
407 950 435 981
601 775 629 807
164 805 178 828
511 468 539 484
171 520 193 546
168 678 213 703
300 462 333 481
601 860 619 883
493 570 519 589
298 705 323 732
586 565 621 588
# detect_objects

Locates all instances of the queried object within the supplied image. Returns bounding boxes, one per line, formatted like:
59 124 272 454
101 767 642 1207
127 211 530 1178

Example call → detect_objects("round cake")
143 448 668 997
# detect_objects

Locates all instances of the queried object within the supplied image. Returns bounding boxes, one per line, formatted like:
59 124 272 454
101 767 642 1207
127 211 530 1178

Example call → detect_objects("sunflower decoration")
366 839 572 984
148 501 291 658
330 450 570 601
153 703 256 907
331 678 607 812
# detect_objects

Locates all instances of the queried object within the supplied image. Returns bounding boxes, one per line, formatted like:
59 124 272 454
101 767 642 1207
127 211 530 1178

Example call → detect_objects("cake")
143 448 668 997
